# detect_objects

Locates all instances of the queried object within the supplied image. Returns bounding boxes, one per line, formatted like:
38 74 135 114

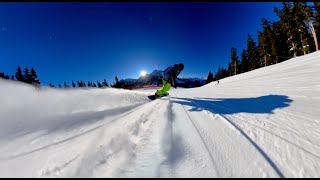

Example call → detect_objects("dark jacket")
162 63 184 88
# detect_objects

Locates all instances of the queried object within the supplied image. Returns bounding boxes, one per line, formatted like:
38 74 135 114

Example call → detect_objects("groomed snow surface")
1 52 320 178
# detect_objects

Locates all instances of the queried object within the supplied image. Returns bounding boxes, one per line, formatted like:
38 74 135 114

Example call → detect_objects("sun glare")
140 71 147 77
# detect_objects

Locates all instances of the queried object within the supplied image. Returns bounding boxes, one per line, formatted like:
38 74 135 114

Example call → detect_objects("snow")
1 52 320 177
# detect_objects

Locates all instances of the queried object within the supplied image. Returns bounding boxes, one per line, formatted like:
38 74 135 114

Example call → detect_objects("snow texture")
0 52 320 177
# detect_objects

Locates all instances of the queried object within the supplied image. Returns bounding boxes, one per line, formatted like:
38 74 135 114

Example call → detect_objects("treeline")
50 79 110 89
0 66 40 86
0 66 112 89
206 2 320 84
112 76 130 89
0 65 134 89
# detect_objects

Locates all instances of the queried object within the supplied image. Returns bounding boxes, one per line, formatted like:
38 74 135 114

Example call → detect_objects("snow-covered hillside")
0 52 320 178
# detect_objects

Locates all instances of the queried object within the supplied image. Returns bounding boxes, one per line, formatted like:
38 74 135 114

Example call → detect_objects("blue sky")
0 2 282 86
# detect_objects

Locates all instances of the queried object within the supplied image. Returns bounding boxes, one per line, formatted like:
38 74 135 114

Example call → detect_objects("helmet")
178 63 184 70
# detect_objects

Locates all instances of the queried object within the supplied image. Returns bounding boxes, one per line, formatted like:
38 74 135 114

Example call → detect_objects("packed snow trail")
168 91 282 178
1 52 320 177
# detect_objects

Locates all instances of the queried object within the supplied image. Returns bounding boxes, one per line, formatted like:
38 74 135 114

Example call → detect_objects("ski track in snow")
179 104 220 176
172 91 280 178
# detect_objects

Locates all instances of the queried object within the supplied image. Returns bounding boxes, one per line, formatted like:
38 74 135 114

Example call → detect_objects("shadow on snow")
170 94 293 178
171 94 293 115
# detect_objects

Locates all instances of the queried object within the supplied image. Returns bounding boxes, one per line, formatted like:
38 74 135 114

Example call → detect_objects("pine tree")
227 63 232 77
247 34 259 70
294 2 318 52
30 67 40 85
275 2 300 57
97 81 102 88
268 22 279 64
230 47 239 75
215 65 222 80
215 65 228 80
29 67 40 85
15 66 25 82
64 81 69 88
113 76 121 88
102 79 109 87
49 83 55 88
11 75 14 80
258 18 274 67
0 73 10 79
206 71 214 84
79 81 82 87
258 31 268 67
272 21 290 63
72 81 76 88
58 84 62 88
222 67 228 79
241 49 249 73
23 67 32 84
292 2 313 55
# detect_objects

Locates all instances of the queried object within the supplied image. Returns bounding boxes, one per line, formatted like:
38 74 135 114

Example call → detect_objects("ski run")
0 52 320 178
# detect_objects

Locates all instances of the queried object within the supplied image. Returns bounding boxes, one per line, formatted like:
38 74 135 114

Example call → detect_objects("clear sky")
0 2 282 86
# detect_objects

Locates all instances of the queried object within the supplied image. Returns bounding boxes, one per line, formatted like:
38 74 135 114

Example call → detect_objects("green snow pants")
155 79 171 96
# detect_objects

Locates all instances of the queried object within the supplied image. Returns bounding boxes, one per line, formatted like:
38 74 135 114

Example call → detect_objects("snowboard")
148 93 169 100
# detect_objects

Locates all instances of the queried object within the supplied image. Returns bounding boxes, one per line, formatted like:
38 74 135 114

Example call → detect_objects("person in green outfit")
155 63 184 97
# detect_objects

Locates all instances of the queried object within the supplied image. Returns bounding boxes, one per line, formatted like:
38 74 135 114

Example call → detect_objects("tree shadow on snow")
171 94 293 115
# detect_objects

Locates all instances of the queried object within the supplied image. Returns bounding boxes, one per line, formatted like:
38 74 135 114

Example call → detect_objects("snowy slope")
0 52 320 178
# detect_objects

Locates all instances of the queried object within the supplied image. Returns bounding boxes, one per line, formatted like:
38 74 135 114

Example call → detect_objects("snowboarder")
155 63 184 97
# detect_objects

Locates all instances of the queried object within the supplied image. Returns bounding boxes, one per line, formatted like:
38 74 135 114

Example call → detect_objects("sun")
140 71 147 77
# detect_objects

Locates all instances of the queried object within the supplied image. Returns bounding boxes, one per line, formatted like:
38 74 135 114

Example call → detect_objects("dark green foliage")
216 2 318 82
15 66 24 82
97 81 102 88
77 80 86 87
72 81 76 88
215 65 228 80
227 63 232 77
273 2 313 57
102 79 109 87
23 67 32 84
112 76 125 88
247 34 259 70
13 66 41 85
241 49 249 73
206 71 214 84
64 81 69 88
77 81 81 87
30 68 40 85
230 47 240 75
